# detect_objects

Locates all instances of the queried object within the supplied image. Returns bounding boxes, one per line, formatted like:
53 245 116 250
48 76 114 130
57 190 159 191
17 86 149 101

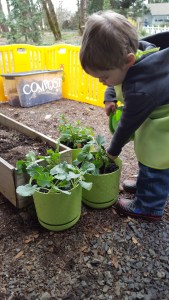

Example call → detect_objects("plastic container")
82 158 122 208
109 106 123 134
33 185 82 231
2 70 63 107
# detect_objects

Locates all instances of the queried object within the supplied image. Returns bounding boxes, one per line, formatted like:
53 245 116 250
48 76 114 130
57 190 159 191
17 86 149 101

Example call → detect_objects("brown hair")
80 11 138 72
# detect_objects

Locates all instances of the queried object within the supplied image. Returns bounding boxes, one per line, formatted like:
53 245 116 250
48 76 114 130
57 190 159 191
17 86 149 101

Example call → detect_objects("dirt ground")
0 99 137 181
0 99 169 300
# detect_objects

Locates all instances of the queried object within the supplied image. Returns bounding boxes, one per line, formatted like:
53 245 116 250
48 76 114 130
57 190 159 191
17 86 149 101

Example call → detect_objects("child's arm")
104 86 117 116
107 92 156 157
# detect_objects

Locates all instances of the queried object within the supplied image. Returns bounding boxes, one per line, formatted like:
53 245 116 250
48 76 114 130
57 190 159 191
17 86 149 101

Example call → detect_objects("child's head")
80 11 138 85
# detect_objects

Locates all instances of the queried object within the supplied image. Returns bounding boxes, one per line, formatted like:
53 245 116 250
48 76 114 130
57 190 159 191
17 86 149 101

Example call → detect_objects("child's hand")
106 150 117 161
105 101 117 116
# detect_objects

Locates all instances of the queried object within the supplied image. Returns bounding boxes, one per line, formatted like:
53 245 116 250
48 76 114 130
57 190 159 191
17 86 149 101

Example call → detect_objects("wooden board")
0 157 17 206
0 113 72 208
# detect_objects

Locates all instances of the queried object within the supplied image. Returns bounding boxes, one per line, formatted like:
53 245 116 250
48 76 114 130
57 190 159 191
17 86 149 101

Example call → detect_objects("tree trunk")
6 0 10 15
78 0 87 35
41 0 61 41
0 0 9 32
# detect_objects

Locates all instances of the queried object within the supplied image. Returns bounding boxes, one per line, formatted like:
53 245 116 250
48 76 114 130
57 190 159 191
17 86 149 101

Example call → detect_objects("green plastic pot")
109 107 134 141
33 185 82 231
82 158 122 209
109 106 123 134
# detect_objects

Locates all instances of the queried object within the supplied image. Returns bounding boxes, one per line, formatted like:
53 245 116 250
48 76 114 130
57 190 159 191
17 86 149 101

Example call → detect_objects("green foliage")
108 0 149 17
138 28 149 39
86 0 150 19
58 114 94 149
0 0 43 44
16 148 92 197
74 135 118 175
103 0 112 10
87 0 104 14
128 0 150 19
16 151 37 174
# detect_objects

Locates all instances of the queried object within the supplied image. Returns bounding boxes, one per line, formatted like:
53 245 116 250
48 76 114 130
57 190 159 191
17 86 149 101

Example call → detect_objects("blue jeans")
135 162 169 216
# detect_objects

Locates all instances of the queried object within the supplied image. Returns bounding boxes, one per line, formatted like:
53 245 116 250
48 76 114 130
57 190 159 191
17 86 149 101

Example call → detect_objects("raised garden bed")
0 113 71 208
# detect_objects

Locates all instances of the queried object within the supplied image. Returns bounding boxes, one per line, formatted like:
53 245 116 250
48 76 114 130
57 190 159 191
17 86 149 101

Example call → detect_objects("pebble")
41 292 51 299
1 182 169 300
103 285 109 293
149 248 156 257
157 271 166 278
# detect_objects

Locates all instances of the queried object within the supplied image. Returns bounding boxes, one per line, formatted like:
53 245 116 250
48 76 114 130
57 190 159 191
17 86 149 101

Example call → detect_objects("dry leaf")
13 251 24 261
125 217 138 224
24 233 39 244
48 247 54 253
45 114 52 120
24 237 33 244
107 248 112 255
26 265 32 271
112 256 119 268
132 236 140 245
34 234 39 239
80 245 88 252
103 228 112 233
112 209 117 215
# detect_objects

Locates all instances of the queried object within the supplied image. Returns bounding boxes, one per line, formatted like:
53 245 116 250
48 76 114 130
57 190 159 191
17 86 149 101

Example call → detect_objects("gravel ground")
0 99 169 300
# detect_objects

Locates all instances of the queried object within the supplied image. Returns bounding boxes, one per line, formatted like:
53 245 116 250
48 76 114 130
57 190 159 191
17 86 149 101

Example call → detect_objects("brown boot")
123 180 136 193
115 198 162 221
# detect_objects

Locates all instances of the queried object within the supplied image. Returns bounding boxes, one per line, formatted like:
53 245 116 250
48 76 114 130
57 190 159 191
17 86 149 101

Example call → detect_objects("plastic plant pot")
109 106 134 141
109 106 123 134
33 185 82 231
82 158 122 209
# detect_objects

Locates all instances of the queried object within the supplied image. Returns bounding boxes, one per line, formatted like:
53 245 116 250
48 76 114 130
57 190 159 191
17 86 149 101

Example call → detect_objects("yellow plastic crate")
0 44 46 102
0 44 106 107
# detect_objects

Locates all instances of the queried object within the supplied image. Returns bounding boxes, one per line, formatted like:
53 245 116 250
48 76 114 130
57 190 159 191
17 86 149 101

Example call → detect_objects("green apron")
112 48 169 169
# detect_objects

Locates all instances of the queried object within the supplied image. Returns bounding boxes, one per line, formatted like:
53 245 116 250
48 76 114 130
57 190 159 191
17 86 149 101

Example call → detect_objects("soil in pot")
99 161 119 174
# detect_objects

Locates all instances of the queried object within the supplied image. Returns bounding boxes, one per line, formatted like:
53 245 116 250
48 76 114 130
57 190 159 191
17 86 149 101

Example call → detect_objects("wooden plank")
0 158 17 206
14 171 33 208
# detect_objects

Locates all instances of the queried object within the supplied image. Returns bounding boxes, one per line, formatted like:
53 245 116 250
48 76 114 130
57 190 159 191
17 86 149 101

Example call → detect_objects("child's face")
86 65 129 86
86 53 136 86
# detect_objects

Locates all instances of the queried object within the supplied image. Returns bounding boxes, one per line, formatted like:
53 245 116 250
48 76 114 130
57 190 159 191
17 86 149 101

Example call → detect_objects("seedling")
74 135 119 175
16 148 92 197
58 114 94 149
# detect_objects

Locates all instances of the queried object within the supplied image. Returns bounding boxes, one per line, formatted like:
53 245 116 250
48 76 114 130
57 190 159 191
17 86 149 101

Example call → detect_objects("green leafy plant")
16 143 61 174
16 148 92 197
58 114 94 149
74 135 119 175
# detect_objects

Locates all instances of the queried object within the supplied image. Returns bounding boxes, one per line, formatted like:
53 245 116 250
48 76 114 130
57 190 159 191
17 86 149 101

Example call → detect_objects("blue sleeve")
104 86 117 103
107 92 157 156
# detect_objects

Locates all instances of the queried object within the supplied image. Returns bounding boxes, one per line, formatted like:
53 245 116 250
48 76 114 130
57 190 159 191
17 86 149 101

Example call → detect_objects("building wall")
143 14 169 26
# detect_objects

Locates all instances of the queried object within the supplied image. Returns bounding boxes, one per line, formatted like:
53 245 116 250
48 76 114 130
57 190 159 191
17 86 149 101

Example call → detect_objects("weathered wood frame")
0 113 71 208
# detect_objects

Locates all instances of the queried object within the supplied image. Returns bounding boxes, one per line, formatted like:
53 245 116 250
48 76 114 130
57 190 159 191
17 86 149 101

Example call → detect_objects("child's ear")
126 53 135 67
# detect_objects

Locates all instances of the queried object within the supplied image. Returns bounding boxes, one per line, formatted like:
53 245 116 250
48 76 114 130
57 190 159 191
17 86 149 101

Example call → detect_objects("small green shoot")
58 114 94 149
